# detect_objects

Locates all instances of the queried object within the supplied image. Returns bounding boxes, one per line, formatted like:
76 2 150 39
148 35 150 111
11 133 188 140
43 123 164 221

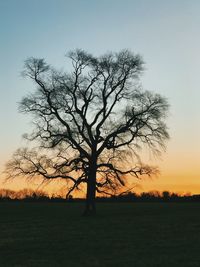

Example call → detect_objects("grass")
0 202 200 267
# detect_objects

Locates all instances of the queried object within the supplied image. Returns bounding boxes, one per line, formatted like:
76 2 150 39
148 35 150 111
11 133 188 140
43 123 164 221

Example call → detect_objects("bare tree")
6 49 169 215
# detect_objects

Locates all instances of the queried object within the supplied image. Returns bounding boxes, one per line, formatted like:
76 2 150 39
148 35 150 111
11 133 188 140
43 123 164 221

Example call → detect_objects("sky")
0 0 200 194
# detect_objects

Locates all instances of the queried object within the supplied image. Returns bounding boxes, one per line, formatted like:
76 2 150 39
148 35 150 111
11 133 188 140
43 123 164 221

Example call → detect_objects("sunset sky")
0 0 200 194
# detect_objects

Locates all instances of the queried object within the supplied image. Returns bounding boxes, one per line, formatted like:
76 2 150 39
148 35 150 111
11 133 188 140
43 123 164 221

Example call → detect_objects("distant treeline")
105 191 200 202
0 188 200 202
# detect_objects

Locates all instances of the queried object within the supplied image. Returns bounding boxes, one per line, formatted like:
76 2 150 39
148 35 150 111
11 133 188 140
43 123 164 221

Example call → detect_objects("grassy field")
0 202 200 267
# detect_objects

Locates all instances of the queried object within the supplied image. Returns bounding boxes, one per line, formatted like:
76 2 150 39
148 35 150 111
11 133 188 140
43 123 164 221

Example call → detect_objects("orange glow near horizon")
0 137 200 196
1 171 200 196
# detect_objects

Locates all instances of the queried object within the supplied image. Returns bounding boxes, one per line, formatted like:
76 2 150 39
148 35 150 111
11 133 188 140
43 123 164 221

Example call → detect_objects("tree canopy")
6 49 169 214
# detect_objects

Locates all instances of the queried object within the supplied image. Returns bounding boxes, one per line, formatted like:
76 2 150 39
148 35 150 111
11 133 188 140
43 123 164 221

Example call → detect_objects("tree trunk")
83 158 97 216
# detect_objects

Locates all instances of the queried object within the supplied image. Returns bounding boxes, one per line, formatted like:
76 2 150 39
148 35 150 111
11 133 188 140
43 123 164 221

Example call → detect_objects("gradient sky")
0 0 200 194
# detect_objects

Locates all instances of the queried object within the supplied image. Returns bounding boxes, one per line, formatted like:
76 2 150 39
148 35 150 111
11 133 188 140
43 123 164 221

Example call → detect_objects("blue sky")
0 0 200 193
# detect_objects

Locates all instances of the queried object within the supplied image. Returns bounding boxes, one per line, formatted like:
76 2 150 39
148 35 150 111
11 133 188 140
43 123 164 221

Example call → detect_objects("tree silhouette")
6 49 169 215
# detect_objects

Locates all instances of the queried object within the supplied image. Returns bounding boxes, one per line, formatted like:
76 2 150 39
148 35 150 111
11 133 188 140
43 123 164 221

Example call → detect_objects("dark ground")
0 202 200 267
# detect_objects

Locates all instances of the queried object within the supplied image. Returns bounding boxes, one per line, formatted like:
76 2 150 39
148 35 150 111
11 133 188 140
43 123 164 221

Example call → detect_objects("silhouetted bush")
0 188 200 202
